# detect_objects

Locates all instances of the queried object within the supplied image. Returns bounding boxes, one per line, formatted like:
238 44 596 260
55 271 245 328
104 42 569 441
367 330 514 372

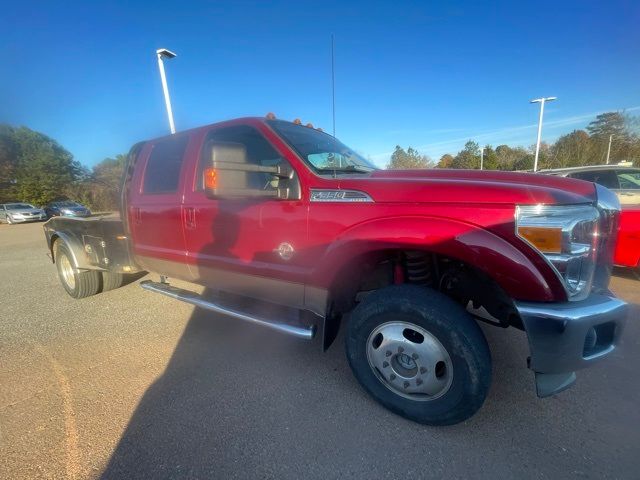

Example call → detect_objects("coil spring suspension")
404 251 433 286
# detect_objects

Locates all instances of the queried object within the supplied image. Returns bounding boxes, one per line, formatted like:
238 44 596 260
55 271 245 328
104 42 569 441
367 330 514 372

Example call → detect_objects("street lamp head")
156 48 177 59
530 96 557 103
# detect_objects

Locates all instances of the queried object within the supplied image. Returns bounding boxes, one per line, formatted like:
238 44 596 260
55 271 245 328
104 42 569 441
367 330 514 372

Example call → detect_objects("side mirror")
203 142 294 199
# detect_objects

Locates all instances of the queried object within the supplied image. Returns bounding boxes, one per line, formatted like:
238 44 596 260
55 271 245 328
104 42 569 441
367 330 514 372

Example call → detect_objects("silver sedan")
0 203 48 224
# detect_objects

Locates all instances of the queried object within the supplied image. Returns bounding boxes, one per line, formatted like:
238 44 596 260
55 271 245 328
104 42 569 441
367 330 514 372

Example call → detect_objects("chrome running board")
140 280 315 340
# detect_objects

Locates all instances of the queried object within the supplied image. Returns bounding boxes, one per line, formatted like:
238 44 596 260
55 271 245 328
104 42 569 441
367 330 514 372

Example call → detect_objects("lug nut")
403 381 410 388
416 378 423 386
420 367 427 374
385 350 392 357
397 346 404 353
411 353 419 360
390 373 397 381
383 361 389 368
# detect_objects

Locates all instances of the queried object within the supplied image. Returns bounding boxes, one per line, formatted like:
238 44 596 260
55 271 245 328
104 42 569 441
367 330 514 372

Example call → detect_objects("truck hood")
341 169 597 205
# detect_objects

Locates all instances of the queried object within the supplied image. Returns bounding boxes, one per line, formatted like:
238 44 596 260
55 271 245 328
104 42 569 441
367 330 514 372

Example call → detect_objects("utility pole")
480 147 484 170
156 48 177 134
606 134 613 164
530 96 557 171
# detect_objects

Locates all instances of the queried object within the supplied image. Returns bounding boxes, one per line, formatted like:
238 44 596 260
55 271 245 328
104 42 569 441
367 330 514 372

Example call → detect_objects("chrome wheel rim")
59 253 76 290
366 321 453 401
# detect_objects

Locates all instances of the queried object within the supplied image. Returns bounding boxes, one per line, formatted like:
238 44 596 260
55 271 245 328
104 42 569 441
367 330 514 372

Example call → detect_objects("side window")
143 135 189 194
570 170 619 189
197 125 295 194
617 170 640 190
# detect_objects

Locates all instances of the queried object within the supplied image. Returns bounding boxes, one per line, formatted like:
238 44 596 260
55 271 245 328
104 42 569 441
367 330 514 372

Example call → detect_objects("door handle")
184 207 196 229
132 207 142 225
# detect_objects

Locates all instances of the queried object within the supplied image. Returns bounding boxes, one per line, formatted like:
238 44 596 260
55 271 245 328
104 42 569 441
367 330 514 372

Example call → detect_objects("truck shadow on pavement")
99 292 549 479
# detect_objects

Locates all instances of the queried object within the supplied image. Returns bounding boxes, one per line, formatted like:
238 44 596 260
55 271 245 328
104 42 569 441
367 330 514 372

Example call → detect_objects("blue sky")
1 0 639 167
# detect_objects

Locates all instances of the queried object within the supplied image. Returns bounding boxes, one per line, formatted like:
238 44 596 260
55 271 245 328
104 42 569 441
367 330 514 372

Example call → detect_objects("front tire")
55 240 100 299
345 285 491 426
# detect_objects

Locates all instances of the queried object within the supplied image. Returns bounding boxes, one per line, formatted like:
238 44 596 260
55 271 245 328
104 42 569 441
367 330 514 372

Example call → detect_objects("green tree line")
390 112 640 170
1 111 639 209
0 125 126 210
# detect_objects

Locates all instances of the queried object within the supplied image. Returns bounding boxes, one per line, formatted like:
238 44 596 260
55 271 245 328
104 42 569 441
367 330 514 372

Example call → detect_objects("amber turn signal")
518 226 562 254
203 167 217 189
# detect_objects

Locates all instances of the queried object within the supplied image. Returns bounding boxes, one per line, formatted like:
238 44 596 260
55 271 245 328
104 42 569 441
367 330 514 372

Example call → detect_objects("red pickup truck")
43 116 628 425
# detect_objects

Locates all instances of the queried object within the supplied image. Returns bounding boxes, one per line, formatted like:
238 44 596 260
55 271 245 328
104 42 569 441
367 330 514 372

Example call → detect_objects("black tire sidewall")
346 285 491 426
55 242 79 297
101 271 124 291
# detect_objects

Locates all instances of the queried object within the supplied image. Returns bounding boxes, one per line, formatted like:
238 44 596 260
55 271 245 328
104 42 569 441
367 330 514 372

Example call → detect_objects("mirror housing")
203 142 295 199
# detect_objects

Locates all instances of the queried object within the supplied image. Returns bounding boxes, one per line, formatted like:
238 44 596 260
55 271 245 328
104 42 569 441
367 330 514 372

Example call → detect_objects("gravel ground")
0 221 638 479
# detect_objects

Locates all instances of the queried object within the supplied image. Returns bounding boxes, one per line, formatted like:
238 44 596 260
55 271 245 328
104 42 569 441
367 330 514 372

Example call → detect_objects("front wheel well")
323 249 521 350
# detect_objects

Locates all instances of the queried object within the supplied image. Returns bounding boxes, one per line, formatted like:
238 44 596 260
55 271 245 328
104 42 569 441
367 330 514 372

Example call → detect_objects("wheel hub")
59 253 76 290
396 352 416 370
366 321 453 401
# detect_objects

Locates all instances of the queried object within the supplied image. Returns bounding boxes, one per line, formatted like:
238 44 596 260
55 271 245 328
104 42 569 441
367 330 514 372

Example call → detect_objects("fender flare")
49 231 90 269
309 215 563 304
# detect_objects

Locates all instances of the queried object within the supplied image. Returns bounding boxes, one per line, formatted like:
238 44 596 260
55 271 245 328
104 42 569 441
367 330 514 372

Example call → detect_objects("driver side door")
182 124 311 310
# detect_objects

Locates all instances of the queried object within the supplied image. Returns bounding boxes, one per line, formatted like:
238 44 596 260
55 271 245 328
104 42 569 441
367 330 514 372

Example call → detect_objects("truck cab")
43 115 628 425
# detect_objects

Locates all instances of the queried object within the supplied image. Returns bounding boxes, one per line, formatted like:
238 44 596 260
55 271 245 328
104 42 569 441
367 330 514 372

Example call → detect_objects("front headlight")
516 204 599 301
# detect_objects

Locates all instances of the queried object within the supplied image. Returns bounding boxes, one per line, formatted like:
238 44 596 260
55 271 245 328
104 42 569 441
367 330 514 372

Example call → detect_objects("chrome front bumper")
515 293 628 397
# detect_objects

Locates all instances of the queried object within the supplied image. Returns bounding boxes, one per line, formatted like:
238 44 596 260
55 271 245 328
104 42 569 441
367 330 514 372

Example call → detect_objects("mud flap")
535 371 577 398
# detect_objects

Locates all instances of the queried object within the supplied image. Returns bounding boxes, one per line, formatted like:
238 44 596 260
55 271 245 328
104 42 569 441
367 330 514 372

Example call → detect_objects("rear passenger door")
127 134 191 280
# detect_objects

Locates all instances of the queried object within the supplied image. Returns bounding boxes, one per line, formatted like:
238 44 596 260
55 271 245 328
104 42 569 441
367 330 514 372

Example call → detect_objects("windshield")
6 204 34 210
54 201 79 207
267 120 378 174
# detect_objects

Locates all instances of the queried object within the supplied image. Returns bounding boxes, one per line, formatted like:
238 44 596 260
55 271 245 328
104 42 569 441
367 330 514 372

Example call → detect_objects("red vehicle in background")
542 165 640 270
615 207 640 269
42 116 629 425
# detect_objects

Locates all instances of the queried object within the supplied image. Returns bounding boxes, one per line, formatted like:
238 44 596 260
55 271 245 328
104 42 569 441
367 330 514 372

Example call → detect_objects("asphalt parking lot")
0 221 638 479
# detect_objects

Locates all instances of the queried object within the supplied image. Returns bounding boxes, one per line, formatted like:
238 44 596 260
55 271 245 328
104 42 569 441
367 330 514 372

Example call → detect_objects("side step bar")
140 280 315 340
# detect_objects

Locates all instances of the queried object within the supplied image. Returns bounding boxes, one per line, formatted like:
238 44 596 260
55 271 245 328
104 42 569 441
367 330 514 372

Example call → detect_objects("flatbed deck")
43 213 140 273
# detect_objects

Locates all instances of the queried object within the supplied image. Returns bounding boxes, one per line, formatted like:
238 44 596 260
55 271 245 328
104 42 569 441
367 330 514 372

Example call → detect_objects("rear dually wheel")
54 240 100 299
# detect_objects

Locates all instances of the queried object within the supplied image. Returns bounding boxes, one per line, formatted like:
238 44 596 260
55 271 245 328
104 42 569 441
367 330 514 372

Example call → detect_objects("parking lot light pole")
480 147 484 170
530 96 556 172
156 48 177 134
606 134 613 164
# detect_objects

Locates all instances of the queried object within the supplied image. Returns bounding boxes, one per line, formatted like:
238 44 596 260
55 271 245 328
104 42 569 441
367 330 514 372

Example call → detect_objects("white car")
0 203 48 224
